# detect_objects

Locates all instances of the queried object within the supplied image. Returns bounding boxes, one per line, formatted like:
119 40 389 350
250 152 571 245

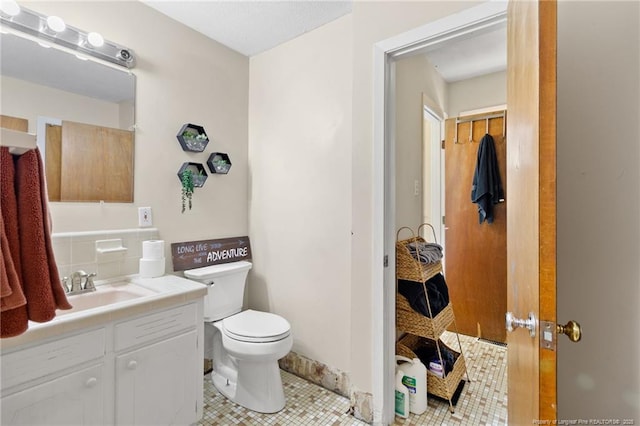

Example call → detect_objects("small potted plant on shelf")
213 158 229 173
181 130 208 151
181 169 194 213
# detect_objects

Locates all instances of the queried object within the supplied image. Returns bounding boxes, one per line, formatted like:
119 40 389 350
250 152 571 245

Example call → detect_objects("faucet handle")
61 276 70 293
84 272 97 291
70 270 88 292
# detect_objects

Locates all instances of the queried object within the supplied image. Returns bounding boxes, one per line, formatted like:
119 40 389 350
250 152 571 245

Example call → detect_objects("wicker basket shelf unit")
395 224 470 413
396 333 467 403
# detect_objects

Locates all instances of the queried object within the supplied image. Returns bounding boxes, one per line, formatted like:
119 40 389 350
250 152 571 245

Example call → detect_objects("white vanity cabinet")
1 299 204 426
114 304 200 425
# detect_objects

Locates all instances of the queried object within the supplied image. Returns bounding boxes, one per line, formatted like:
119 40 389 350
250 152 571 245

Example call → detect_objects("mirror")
0 30 136 203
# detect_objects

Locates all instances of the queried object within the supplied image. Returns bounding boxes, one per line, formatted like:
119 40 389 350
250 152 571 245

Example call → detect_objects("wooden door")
45 124 62 201
60 120 134 202
507 0 557 423
444 112 507 343
0 115 28 132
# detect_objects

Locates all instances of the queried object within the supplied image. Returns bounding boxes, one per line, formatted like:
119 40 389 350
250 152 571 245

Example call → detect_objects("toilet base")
212 359 286 413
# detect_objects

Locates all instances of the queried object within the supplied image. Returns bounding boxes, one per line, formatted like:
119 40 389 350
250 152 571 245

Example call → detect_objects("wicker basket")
396 226 442 283
396 333 466 402
396 296 454 339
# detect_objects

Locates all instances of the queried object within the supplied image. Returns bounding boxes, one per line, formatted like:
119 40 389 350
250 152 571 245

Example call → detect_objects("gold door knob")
556 320 582 342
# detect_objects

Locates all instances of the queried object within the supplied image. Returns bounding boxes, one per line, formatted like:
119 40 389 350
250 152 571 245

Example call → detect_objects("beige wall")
18 1 250 265
557 1 639 420
248 15 353 374
394 54 447 230
447 70 506 117
0 76 121 132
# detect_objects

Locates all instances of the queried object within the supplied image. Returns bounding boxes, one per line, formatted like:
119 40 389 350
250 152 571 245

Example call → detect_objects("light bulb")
46 15 66 33
87 32 104 47
0 0 20 17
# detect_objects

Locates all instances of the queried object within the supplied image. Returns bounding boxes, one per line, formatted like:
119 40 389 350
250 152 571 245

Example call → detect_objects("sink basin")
59 282 159 316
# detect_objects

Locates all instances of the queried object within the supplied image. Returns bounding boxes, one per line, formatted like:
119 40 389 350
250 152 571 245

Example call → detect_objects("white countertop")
0 274 207 351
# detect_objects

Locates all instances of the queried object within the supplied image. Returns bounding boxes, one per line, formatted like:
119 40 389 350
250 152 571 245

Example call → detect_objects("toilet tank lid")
183 260 252 279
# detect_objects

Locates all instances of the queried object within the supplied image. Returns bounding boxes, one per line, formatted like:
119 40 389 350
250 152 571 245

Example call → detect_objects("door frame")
371 2 508 423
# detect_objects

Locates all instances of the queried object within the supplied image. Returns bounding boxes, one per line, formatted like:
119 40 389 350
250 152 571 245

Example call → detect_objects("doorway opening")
372 2 508 423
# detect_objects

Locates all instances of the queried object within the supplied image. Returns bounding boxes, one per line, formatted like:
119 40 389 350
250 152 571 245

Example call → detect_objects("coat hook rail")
454 110 506 144
455 111 506 125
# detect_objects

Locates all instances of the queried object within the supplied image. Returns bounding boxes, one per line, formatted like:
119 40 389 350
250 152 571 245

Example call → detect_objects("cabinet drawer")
1 328 105 391
114 303 197 351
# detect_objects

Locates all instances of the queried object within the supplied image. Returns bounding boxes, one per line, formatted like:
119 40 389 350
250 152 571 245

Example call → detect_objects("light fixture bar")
0 5 135 68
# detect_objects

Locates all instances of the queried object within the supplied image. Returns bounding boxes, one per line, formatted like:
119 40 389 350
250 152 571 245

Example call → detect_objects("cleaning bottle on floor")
396 355 427 415
395 369 409 418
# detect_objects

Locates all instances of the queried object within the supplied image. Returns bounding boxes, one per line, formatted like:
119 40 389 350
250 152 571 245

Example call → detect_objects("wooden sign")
171 236 252 272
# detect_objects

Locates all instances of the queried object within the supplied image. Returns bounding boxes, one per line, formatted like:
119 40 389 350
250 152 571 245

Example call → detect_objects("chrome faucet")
64 270 97 294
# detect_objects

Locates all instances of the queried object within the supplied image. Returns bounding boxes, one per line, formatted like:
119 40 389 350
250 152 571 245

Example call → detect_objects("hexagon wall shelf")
177 123 209 152
177 162 208 188
207 152 232 174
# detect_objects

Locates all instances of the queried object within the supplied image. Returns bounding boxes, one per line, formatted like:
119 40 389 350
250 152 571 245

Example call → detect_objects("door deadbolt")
505 311 536 337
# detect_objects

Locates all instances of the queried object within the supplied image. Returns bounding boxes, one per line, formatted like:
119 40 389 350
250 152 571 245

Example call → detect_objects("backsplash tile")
51 228 160 282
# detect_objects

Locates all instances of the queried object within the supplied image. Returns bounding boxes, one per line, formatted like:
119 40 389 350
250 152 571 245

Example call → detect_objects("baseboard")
279 352 373 424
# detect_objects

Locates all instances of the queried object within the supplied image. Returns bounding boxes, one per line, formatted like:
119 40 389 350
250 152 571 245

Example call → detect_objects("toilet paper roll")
139 258 165 278
142 240 165 260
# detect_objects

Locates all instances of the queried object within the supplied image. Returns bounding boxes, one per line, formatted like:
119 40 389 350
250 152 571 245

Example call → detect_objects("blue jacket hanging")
471 133 504 224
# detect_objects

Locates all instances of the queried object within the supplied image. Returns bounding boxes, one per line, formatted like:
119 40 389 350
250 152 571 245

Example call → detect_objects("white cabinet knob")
127 360 138 370
85 377 98 388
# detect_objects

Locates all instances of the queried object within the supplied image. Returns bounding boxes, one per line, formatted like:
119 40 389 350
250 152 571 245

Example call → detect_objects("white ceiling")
142 1 505 81
422 23 507 82
142 0 353 57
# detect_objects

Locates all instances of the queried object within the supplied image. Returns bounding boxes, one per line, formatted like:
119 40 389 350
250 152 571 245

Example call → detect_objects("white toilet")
183 260 292 413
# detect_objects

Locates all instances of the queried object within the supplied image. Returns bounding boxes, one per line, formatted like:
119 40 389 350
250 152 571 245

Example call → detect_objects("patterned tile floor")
198 370 366 426
198 332 507 425
393 331 507 426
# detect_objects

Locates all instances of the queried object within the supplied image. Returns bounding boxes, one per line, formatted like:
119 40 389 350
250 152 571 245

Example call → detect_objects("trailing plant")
181 169 194 213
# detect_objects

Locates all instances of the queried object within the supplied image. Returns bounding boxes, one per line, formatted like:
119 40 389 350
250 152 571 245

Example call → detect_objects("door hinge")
540 320 556 351
383 255 389 267
442 215 445 225
441 139 445 149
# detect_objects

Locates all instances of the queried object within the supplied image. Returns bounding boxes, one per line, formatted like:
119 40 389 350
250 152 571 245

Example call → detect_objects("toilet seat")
222 309 291 343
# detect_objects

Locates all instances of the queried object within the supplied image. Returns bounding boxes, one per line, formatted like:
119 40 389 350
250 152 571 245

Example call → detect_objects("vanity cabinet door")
115 330 198 426
1 364 105 425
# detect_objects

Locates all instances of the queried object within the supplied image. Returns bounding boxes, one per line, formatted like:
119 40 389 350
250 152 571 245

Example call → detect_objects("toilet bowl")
183 261 292 413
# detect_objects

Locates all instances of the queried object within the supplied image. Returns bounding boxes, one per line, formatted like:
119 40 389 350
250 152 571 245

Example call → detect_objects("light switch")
138 207 152 227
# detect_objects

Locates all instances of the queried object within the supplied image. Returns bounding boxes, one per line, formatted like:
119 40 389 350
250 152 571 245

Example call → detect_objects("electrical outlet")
138 207 152 227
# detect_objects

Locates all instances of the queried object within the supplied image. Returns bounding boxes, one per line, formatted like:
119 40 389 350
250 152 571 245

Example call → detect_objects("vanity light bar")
0 5 135 68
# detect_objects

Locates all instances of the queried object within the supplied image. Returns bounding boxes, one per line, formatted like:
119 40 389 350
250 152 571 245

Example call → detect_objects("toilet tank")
183 261 252 321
